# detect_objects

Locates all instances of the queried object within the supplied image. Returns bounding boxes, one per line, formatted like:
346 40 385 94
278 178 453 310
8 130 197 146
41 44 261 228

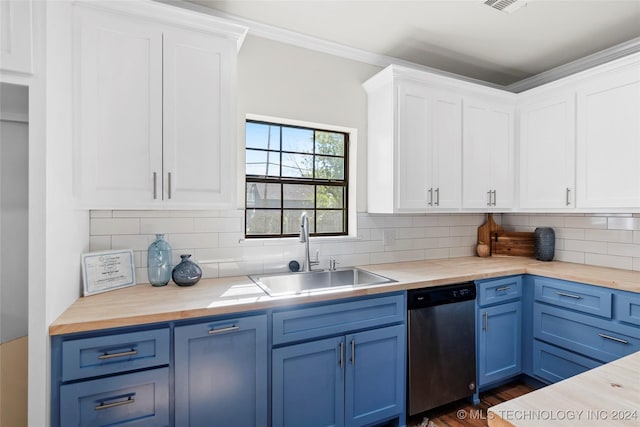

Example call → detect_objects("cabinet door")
488 105 514 209
163 28 235 207
74 7 163 207
396 82 431 211
0 0 33 74
345 325 405 427
576 61 640 208
272 336 345 427
519 94 576 208
431 93 462 209
478 301 522 386
174 315 268 427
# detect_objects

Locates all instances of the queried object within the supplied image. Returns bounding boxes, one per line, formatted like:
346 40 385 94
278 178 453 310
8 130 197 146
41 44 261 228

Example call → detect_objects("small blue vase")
172 254 202 287
147 234 172 286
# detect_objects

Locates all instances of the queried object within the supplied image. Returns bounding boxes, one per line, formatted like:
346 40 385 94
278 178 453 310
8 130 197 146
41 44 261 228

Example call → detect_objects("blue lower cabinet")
272 325 405 427
345 325 405 427
477 301 522 387
60 367 169 427
532 340 602 384
273 336 345 427
174 314 268 427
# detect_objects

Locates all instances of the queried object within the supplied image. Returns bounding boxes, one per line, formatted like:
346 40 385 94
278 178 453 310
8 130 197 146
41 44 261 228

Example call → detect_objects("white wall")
237 35 382 211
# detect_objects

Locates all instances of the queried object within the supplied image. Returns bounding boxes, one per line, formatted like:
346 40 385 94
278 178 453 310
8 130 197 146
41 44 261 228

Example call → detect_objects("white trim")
0 112 28 123
163 0 640 93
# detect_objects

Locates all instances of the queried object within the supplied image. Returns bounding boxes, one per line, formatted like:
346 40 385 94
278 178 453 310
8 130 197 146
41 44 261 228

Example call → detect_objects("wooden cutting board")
477 213 535 258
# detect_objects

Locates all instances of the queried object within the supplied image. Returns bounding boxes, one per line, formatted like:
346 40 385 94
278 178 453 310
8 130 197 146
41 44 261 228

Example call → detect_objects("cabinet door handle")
566 188 571 206
208 325 239 335
598 333 629 345
483 312 488 331
487 190 492 206
435 188 440 206
556 291 582 300
168 172 172 199
496 286 511 292
492 190 497 206
95 396 135 411
153 172 158 200
97 349 137 360
428 188 433 206
339 341 344 367
350 339 355 365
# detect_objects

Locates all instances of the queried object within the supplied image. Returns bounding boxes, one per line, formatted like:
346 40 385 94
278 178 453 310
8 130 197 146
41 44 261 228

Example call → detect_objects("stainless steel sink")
249 268 396 296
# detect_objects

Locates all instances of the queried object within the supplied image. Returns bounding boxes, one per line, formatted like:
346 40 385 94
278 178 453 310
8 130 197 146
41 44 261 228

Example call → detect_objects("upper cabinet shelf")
72 1 247 209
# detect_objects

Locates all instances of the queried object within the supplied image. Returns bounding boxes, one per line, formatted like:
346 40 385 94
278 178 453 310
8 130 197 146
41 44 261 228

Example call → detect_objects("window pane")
246 122 280 150
315 132 345 156
316 210 344 234
246 210 281 236
315 156 344 180
282 127 314 153
282 153 313 178
246 183 280 208
246 149 280 177
283 210 314 235
283 184 314 208
316 186 344 209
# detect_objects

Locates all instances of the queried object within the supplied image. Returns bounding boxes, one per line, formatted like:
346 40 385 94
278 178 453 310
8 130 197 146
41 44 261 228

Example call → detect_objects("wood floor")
406 381 536 427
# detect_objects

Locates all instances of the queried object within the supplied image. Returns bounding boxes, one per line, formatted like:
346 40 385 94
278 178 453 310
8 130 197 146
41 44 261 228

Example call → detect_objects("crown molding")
168 1 640 93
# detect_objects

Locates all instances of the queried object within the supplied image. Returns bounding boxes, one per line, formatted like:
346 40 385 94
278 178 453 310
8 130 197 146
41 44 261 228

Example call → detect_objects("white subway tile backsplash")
91 218 140 235
90 209 640 284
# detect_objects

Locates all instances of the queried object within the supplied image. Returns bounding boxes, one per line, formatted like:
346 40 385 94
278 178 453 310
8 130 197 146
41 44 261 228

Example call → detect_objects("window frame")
244 118 350 239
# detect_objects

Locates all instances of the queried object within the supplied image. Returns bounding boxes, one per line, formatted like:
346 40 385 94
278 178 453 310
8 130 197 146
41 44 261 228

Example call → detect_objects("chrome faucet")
299 212 319 272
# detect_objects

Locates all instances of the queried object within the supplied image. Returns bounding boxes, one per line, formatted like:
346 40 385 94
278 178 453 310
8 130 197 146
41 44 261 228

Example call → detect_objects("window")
245 119 349 238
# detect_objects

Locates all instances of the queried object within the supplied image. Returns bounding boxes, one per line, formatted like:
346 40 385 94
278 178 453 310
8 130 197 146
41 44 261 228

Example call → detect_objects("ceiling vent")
484 0 533 14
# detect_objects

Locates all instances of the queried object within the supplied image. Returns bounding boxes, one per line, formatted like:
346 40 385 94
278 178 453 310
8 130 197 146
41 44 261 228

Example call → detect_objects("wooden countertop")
488 351 640 427
49 256 640 335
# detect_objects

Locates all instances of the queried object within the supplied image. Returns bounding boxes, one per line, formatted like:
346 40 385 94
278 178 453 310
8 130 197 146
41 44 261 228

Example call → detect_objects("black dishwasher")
407 282 477 416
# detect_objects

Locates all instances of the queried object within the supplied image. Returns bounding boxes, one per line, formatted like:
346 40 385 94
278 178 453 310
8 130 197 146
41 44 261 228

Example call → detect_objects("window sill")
238 235 362 245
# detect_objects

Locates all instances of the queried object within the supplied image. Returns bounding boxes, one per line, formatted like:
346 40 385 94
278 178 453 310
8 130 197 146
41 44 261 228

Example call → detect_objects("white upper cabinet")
0 0 33 74
73 1 246 209
518 93 576 209
576 58 640 209
462 97 514 210
364 68 462 213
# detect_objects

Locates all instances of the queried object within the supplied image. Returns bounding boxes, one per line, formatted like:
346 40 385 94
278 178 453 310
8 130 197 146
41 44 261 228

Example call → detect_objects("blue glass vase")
147 234 172 286
172 254 202 287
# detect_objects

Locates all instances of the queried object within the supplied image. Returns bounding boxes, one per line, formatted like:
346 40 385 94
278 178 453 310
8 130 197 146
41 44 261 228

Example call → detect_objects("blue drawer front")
533 340 602 384
62 328 170 381
477 276 522 307
533 276 612 318
534 303 640 363
616 292 640 326
60 367 169 427
273 294 405 345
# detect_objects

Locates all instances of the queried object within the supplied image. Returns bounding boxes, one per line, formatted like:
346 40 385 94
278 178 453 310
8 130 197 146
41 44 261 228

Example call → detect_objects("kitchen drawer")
533 340 602 384
62 328 170 381
533 276 612 318
477 276 522 307
533 303 640 363
616 292 640 327
60 367 169 427
272 294 405 345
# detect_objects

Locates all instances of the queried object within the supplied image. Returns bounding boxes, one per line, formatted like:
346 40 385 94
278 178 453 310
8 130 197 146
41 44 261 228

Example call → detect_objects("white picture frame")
81 249 136 296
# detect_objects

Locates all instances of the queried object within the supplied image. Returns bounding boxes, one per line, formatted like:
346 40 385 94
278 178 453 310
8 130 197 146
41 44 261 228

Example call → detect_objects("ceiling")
188 0 640 86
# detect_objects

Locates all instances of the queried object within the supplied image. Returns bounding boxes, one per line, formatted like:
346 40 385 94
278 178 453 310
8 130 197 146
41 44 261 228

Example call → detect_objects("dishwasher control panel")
408 282 476 309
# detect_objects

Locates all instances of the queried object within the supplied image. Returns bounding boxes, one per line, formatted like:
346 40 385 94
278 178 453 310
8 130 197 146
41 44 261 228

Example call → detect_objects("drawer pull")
556 291 582 300
208 325 239 335
95 396 135 411
598 333 629 345
97 349 137 360
496 286 511 292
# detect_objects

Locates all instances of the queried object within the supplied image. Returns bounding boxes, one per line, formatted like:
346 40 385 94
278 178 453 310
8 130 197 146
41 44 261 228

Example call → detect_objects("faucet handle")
310 249 320 266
